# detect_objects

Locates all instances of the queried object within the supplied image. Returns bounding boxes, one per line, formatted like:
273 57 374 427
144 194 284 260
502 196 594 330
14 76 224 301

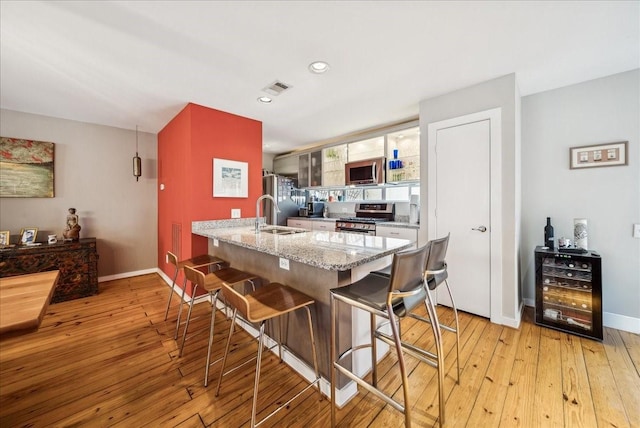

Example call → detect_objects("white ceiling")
1 1 638 154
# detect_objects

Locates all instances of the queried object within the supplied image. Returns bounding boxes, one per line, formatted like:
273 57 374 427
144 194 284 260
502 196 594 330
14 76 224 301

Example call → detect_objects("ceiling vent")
263 80 292 96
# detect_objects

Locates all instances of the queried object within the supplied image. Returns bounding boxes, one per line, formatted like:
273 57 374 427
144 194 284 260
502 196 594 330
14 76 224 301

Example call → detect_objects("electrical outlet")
213 239 219 247
633 224 640 238
342 207 348 213
231 209 241 218
279 257 290 270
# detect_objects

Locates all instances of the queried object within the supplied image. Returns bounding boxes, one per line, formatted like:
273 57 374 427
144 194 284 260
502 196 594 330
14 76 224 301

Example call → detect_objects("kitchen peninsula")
192 218 413 401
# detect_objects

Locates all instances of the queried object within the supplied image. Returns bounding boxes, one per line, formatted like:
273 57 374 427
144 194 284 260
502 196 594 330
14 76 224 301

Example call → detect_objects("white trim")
603 312 640 334
427 108 503 325
98 268 158 283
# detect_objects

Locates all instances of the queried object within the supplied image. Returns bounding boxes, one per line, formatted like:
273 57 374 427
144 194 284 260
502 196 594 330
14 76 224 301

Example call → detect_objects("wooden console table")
0 270 60 338
0 238 98 303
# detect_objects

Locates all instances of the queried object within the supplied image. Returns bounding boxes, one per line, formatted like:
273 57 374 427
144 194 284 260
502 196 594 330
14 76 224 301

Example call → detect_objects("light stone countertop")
192 219 413 271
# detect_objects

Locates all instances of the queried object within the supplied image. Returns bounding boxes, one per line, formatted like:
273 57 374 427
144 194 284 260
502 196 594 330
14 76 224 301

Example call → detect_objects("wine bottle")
544 217 555 250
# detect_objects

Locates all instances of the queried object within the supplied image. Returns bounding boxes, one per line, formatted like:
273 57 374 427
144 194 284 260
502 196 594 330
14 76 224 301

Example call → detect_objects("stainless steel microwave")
345 157 386 185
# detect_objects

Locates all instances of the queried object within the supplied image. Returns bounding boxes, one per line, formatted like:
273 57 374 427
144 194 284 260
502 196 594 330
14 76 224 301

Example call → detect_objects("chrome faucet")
255 194 280 232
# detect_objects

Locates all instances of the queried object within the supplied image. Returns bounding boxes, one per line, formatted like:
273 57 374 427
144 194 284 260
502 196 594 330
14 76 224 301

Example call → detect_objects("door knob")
472 226 487 232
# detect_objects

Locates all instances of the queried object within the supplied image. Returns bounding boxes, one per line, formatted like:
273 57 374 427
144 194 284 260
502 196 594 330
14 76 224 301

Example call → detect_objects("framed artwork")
0 231 9 246
570 141 628 169
213 158 248 198
20 227 38 244
0 137 55 197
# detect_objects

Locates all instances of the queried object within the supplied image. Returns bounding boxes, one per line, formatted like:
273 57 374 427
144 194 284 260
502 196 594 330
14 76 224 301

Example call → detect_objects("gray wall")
521 69 640 326
419 73 521 326
0 109 158 278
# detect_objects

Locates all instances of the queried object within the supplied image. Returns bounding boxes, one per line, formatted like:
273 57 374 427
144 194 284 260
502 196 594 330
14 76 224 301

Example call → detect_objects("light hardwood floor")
1 273 638 427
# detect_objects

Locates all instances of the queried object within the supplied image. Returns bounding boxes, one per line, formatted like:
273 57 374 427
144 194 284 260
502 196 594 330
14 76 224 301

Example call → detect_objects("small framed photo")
570 141 628 169
20 227 38 244
0 231 9 246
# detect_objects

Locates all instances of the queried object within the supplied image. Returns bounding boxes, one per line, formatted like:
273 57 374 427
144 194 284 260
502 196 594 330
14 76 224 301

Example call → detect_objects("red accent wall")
158 103 262 296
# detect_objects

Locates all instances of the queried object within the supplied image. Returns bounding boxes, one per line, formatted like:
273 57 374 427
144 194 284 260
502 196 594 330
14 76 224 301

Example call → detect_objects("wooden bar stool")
179 265 258 358
164 251 228 322
330 244 447 428
215 282 321 428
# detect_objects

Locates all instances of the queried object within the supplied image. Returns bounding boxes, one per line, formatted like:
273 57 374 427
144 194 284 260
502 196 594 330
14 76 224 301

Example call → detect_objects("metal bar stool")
215 281 321 428
178 265 258 358
373 234 460 385
330 244 446 428
164 251 228 321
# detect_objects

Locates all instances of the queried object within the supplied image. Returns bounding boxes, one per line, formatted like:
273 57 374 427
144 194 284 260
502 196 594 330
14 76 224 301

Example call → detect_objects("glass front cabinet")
534 246 602 340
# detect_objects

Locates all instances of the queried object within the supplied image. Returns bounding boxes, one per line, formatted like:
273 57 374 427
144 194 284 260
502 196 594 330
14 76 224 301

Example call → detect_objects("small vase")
574 218 588 249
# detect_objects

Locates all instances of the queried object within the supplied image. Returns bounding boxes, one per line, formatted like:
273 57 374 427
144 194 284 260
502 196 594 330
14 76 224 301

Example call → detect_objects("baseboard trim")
98 268 158 283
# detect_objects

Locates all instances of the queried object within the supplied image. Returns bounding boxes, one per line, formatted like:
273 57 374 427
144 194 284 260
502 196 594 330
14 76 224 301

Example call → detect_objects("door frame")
427 108 503 324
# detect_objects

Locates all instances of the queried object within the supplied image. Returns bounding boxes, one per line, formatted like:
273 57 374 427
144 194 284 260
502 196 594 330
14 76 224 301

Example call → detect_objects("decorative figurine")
63 208 81 241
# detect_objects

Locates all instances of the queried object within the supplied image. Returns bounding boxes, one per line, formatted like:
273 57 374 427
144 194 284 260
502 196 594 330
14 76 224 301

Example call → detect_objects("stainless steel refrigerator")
262 174 305 226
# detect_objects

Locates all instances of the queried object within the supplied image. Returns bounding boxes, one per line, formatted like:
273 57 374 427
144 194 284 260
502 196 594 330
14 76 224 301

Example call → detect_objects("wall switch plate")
279 257 290 270
231 209 241 218
213 239 219 247
633 224 640 238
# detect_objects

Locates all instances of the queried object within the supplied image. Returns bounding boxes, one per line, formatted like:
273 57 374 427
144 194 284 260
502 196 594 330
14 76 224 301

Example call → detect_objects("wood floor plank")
533 327 564 426
466 326 520 426
498 312 540 427
580 331 633 428
619 329 640 376
434 321 503 426
602 328 640 427
560 334 597 427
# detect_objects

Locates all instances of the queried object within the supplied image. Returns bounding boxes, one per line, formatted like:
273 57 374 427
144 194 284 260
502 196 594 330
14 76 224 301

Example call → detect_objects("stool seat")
241 282 315 323
164 251 228 322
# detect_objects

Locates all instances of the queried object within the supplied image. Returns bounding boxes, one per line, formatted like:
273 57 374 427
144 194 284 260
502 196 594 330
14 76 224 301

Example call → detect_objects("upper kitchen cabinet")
310 151 322 187
273 155 298 177
298 153 310 188
386 126 420 182
348 136 385 162
322 144 347 187
298 150 322 188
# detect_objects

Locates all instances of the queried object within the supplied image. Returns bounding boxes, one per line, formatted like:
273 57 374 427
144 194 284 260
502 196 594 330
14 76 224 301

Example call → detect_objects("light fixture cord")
136 125 139 154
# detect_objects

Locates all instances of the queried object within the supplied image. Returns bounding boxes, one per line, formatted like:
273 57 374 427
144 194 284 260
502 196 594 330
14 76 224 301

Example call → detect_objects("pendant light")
133 125 142 181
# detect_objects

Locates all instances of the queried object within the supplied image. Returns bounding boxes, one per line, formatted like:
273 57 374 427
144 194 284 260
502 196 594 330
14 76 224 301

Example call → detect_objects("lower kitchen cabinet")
287 219 313 230
376 225 417 246
312 221 336 231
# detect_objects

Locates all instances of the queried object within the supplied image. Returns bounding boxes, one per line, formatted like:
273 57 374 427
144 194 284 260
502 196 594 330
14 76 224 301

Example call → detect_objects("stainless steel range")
335 203 395 235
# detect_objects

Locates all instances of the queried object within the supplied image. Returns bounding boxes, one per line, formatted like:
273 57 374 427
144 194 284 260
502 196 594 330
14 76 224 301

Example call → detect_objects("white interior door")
431 119 492 318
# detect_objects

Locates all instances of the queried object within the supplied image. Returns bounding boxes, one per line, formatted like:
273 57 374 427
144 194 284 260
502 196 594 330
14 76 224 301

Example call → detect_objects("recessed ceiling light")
257 96 272 104
309 61 330 74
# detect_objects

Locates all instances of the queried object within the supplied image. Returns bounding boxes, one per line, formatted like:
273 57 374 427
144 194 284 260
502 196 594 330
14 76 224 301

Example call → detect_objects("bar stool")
373 234 460 385
164 251 228 321
215 281 321 428
422 234 460 385
178 265 258 358
330 245 446 428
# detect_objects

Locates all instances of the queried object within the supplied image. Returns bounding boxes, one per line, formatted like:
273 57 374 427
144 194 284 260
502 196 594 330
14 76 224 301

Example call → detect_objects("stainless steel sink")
258 226 307 235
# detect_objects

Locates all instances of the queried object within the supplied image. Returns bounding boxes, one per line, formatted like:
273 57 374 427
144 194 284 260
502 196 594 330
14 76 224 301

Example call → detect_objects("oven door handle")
372 161 377 183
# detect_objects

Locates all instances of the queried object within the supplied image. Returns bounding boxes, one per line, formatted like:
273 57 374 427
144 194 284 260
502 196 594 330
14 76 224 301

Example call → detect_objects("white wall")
521 69 640 332
0 109 158 277
419 73 521 327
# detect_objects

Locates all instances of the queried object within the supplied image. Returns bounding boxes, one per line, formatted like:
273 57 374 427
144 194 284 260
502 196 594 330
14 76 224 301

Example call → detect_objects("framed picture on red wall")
213 158 248 198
